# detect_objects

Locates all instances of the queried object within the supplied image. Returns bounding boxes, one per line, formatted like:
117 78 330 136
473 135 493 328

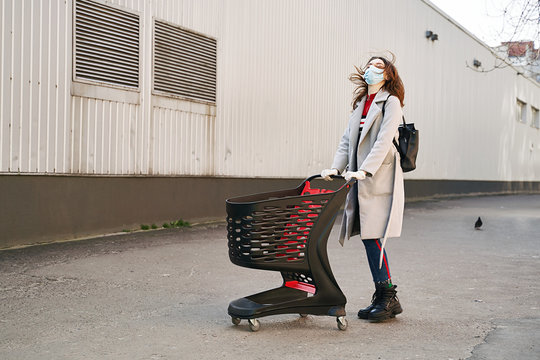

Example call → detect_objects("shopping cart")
226 174 353 331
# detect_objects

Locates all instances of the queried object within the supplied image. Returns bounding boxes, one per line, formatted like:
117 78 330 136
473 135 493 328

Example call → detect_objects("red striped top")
360 93 377 126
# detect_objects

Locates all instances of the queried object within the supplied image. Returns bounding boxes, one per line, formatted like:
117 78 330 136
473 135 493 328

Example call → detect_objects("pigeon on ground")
474 217 483 230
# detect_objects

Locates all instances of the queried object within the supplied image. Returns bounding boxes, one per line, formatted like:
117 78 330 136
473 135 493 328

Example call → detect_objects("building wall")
0 0 219 176
1 0 539 248
1 0 539 179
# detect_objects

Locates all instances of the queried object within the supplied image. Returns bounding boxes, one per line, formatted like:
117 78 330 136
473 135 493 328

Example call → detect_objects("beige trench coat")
331 89 404 263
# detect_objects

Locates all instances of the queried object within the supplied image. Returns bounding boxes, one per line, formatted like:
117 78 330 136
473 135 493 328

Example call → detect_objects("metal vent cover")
154 20 217 103
74 0 140 88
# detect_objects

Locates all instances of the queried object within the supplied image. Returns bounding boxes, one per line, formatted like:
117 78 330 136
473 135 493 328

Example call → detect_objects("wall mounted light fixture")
426 30 439 41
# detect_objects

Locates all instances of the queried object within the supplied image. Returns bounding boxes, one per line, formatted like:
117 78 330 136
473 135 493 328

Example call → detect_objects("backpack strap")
381 95 403 155
382 94 406 125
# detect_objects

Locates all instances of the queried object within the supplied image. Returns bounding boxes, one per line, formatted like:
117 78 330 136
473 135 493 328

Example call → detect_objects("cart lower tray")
228 286 346 318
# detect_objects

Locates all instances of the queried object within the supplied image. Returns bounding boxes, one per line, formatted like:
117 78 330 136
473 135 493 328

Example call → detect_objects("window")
516 99 527 124
153 20 217 103
74 0 140 88
532 106 540 129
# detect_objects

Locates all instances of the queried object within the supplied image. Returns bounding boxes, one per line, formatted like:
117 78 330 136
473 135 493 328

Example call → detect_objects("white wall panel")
215 0 368 179
70 95 142 174
0 0 72 173
1 0 539 181
151 105 215 175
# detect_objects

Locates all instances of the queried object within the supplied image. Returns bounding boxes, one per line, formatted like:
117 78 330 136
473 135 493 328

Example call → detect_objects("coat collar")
354 89 390 109
372 88 391 104
357 89 391 146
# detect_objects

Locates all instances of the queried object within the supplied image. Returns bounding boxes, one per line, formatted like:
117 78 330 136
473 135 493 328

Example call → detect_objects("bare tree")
467 0 539 80
495 0 539 48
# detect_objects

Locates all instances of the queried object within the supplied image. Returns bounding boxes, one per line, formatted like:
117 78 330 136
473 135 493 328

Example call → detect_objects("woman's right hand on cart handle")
344 170 368 181
321 168 339 181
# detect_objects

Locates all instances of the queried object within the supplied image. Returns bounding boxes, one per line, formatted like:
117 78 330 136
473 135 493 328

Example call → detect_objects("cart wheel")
231 317 241 326
299 313 308 318
248 318 260 332
337 316 348 331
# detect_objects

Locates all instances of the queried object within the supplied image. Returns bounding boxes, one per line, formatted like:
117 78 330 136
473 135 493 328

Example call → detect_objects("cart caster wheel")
299 313 308 318
231 317 241 326
337 316 348 331
248 318 260 332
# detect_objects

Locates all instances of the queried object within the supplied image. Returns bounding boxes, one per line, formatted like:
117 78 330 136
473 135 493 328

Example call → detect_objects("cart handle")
306 174 357 191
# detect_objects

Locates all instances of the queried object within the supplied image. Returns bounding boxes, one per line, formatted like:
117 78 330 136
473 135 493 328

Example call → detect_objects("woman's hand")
344 170 367 181
321 168 339 181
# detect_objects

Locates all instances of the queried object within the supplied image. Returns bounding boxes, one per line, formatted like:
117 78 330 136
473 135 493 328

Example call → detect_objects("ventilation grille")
154 20 217 103
74 0 140 88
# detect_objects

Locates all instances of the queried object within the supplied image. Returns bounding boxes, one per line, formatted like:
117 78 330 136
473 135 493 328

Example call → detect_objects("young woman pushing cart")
321 54 405 322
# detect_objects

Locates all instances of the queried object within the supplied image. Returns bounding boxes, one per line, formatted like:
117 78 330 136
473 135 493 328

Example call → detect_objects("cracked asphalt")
0 194 539 360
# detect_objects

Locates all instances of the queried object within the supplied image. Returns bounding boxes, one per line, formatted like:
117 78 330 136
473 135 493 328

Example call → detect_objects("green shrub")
175 219 191 228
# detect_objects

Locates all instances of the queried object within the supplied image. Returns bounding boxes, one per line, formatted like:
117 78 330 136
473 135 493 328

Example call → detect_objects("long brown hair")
349 53 405 109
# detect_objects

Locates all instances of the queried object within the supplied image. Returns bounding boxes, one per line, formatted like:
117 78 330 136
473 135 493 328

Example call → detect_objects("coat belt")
378 153 399 269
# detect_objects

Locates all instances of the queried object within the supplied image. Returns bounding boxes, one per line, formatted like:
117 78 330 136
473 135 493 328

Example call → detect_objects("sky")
429 0 539 47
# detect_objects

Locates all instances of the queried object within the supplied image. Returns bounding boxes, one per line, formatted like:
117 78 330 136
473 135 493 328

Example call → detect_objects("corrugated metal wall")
70 96 141 174
1 0 72 173
0 0 219 176
1 0 539 180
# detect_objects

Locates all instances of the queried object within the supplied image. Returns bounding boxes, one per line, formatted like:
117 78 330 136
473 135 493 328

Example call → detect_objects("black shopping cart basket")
226 174 353 331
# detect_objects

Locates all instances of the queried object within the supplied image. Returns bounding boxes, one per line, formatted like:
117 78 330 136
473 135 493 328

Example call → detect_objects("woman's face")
367 58 386 70
363 58 387 83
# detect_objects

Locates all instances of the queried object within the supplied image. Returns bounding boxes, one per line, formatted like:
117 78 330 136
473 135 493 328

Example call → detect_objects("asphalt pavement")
0 194 539 360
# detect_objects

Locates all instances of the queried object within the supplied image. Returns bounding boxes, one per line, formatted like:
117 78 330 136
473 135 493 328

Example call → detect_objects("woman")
320 55 405 322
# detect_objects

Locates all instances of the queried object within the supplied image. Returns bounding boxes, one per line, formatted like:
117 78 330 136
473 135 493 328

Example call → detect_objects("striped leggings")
362 238 391 283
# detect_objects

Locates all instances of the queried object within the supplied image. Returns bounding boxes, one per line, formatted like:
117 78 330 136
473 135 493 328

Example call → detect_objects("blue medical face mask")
364 65 385 85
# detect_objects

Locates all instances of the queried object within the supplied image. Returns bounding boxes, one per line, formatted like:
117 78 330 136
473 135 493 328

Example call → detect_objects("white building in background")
1 0 539 248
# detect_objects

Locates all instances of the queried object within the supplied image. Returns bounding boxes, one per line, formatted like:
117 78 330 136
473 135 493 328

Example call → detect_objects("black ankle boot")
357 287 382 319
358 280 391 319
368 284 402 322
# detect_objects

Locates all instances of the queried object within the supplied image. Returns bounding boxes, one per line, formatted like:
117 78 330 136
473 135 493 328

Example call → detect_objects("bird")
474 217 483 230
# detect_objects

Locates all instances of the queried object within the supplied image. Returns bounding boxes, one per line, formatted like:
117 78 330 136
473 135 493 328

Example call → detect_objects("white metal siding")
1 0 72 173
70 96 140 174
151 104 215 175
1 0 539 182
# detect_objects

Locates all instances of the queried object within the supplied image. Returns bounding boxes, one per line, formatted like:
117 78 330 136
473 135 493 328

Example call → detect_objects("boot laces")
379 287 398 308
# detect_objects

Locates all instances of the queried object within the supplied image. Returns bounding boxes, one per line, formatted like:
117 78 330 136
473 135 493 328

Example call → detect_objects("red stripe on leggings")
375 239 391 280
